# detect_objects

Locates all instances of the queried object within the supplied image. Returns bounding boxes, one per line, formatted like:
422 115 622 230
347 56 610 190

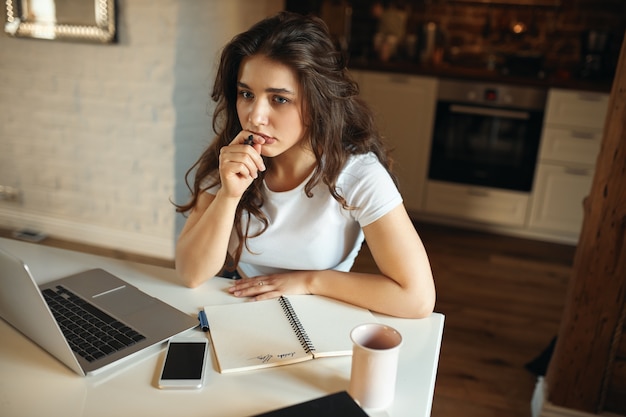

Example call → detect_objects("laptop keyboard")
42 286 146 363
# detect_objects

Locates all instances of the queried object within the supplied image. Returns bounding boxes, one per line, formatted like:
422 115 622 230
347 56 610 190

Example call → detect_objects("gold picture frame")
4 0 116 43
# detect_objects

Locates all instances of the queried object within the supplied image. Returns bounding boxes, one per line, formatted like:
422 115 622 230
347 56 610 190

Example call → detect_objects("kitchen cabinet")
424 181 529 227
352 68 611 244
528 88 609 240
541 90 609 130
528 164 594 235
351 70 438 212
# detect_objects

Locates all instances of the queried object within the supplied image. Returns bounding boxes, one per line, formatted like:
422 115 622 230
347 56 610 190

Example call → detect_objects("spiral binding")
278 296 316 354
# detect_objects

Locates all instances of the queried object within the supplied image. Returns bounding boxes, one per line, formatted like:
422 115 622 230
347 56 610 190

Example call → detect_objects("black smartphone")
157 337 208 389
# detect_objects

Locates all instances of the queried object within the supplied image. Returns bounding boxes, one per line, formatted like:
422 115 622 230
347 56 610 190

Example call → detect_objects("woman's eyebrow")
237 81 295 96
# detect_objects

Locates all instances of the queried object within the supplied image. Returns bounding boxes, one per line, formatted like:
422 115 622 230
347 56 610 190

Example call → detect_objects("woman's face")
236 55 307 158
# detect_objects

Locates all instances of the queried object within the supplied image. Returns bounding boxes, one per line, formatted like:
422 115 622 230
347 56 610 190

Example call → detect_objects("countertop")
349 59 613 93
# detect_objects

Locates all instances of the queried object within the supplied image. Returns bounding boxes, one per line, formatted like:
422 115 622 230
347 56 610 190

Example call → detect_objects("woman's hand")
228 272 312 301
218 132 266 199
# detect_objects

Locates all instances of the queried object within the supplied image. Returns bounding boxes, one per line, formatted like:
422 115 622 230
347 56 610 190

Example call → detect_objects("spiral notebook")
204 295 377 373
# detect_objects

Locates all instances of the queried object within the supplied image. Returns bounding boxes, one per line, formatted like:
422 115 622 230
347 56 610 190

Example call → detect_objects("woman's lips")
253 132 275 145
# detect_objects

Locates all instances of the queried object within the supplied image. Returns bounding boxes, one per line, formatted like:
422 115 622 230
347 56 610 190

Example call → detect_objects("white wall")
0 0 284 259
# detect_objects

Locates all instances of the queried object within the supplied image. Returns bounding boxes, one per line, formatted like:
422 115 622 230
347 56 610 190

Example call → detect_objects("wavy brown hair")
175 11 396 266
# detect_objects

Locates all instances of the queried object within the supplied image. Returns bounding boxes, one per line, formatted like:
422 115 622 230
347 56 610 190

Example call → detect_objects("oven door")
428 101 544 192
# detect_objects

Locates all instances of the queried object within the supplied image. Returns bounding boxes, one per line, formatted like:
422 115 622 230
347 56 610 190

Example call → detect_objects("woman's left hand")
228 273 311 301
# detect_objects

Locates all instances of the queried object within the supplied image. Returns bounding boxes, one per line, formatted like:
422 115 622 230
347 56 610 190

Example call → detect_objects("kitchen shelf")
450 0 561 6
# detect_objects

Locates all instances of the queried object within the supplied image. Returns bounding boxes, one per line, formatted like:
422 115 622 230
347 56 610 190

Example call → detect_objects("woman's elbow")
175 262 215 289
182 276 202 289
412 297 436 319
176 267 198 288
400 287 436 319
175 247 222 288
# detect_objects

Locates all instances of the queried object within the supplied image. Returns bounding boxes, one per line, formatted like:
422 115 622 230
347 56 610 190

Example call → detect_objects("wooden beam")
545 32 626 412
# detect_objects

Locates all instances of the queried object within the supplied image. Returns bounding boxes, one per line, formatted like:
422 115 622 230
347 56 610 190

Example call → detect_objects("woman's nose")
248 100 269 126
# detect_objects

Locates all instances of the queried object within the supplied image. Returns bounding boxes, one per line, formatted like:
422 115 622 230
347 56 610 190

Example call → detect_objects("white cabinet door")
355 71 437 212
424 181 529 227
528 164 594 237
528 88 608 242
539 127 603 165
544 89 609 130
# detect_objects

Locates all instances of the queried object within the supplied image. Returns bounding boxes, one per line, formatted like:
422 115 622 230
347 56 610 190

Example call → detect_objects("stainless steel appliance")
580 29 613 79
428 79 547 192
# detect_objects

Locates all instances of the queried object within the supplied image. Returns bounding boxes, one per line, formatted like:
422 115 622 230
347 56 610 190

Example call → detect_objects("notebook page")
204 300 313 373
286 295 378 358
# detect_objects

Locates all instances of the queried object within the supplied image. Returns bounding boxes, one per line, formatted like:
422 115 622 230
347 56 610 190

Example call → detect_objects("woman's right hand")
218 132 266 199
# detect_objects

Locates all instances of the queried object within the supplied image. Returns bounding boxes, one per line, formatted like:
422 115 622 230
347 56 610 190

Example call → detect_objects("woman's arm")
175 190 239 288
176 134 266 288
229 204 436 318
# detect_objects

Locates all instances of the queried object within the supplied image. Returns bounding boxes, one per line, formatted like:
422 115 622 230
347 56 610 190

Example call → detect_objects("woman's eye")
239 91 253 99
274 96 289 104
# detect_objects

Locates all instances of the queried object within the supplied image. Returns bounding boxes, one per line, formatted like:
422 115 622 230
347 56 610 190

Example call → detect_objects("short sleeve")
338 153 403 227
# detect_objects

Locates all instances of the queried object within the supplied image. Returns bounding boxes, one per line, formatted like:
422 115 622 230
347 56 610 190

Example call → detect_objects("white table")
0 237 444 417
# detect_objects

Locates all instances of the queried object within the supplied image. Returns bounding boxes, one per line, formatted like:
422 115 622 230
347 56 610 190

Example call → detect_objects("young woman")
175 11 435 319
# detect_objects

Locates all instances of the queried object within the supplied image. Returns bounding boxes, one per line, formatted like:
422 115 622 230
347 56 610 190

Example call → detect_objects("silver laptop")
0 247 198 376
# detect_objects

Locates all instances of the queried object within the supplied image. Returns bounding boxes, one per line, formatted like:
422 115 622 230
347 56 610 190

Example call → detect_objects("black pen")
198 310 209 332
244 134 254 146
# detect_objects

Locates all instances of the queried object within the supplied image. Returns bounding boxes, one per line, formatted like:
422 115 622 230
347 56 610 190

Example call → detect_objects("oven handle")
450 104 530 120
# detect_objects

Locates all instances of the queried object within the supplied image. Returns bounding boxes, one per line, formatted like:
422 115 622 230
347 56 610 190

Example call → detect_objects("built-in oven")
428 79 547 192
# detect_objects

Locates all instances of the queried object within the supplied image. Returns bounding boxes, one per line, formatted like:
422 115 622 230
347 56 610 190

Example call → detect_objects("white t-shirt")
207 152 402 278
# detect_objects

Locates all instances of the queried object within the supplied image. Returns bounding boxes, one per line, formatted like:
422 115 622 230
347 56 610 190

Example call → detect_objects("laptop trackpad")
94 287 157 317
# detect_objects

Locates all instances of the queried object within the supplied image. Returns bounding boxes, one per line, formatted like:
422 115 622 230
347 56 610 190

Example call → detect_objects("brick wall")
295 1 625 78
0 0 284 259
414 0 626 74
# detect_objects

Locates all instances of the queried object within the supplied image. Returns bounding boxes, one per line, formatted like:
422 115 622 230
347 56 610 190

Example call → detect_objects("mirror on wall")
4 0 116 43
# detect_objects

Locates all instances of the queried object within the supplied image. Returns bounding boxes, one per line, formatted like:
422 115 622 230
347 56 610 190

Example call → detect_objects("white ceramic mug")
348 323 403 410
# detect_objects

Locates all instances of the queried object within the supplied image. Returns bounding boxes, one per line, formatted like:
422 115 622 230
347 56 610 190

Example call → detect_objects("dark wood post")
545 33 626 412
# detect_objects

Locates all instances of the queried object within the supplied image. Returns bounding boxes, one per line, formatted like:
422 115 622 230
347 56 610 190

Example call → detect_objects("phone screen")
161 341 206 380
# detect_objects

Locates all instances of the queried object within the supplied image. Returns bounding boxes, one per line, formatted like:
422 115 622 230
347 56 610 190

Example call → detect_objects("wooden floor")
1 222 575 416
353 222 575 417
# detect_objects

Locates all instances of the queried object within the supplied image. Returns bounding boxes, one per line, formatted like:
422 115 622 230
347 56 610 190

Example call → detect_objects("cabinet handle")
451 104 530 120
577 93 603 102
570 131 596 140
565 167 591 176
388 75 410 84
467 189 489 197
